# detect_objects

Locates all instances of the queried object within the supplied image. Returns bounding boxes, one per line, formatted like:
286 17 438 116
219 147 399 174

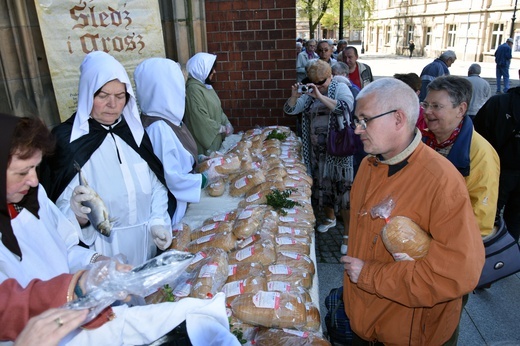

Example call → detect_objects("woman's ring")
54 317 64 327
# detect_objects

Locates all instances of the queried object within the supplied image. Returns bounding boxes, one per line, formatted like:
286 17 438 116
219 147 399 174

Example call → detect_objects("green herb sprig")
265 129 288 141
265 188 302 215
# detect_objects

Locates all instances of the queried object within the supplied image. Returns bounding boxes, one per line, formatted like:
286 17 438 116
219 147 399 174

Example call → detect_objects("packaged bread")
187 247 227 272
198 154 241 175
265 265 312 290
229 169 266 197
276 225 313 238
170 270 198 300
203 209 239 225
275 251 315 275
228 240 276 266
190 221 234 241
186 231 237 253
381 216 431 260
169 222 191 251
277 214 315 229
303 302 321 332
274 236 311 255
190 247 229 299
206 178 226 197
227 262 265 282
283 175 313 189
254 328 331 346
230 291 306 329
222 275 267 305
232 205 267 239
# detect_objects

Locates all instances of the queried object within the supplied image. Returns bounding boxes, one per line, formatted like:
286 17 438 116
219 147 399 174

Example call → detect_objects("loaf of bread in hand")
381 216 431 260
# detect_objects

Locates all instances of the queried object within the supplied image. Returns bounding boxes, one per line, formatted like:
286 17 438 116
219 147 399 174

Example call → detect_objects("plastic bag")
64 250 194 323
371 196 431 260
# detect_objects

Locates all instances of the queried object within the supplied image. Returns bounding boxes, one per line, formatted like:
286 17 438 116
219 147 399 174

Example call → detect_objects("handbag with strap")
477 216 520 289
326 107 360 157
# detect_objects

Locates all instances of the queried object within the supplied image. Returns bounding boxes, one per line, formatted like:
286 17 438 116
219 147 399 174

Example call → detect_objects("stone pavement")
315 53 520 345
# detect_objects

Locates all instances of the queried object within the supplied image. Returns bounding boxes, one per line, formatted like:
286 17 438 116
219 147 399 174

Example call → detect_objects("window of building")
386 26 391 44
446 24 456 47
407 25 414 42
490 23 504 50
425 27 432 46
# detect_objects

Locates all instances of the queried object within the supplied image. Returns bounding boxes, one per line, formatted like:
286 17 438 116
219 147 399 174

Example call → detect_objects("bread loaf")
303 302 321 332
230 291 306 329
275 251 315 275
253 328 331 346
266 265 312 289
227 262 265 282
198 154 241 175
232 205 267 239
186 231 237 253
223 275 267 305
229 169 266 197
169 222 191 251
190 221 233 241
206 178 226 197
228 240 276 266
381 216 431 260
203 209 239 225
189 247 229 299
275 236 311 255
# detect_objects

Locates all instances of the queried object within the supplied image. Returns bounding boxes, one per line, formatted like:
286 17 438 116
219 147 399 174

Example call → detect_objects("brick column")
205 0 297 132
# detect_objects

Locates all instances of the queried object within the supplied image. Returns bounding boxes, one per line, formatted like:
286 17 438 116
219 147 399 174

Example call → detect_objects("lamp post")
512 0 518 38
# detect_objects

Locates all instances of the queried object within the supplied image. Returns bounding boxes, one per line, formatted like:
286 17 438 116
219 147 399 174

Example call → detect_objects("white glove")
219 125 226 134
70 185 93 221
225 122 234 136
151 225 172 250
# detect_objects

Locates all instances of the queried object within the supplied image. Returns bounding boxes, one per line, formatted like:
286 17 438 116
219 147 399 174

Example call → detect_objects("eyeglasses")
312 77 328 86
420 102 446 111
352 109 397 130
317 49 329 52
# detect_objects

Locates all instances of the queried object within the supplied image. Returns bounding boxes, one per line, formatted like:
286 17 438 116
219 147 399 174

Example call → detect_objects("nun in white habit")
40 51 176 266
135 58 220 225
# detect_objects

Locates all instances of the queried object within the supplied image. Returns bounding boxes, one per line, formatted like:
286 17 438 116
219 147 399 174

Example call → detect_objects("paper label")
238 209 253 219
268 265 292 275
282 329 309 338
196 233 215 244
252 291 280 309
228 264 237 276
237 235 257 248
278 226 303 236
281 251 301 260
222 280 245 297
234 176 249 189
267 281 291 292
235 245 255 261
199 262 218 277
276 237 296 245
173 280 192 297
279 216 296 223
201 222 219 232
246 193 261 203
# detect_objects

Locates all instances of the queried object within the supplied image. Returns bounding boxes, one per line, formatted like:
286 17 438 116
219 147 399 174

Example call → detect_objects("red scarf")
422 119 464 149
7 204 19 219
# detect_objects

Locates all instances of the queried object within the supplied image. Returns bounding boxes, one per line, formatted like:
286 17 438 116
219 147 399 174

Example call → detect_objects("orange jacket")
344 143 485 345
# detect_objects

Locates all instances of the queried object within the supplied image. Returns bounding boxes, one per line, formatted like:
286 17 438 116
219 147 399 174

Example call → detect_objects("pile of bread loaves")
146 126 331 345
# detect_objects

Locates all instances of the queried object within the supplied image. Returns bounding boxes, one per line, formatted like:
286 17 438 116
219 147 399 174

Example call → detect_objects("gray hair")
331 61 349 76
318 39 333 48
357 78 419 131
440 50 457 62
468 63 481 75
427 75 472 109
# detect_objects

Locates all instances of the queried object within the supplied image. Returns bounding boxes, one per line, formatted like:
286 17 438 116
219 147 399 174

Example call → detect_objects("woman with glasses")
421 75 499 238
296 39 318 83
284 59 355 254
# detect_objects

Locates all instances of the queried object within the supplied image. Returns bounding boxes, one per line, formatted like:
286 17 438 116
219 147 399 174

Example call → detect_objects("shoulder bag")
326 105 360 157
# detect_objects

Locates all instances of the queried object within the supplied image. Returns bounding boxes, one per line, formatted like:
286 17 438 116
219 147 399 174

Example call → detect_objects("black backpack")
324 286 353 345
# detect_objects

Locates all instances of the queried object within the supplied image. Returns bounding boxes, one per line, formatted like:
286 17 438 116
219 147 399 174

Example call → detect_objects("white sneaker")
341 244 348 255
317 218 336 233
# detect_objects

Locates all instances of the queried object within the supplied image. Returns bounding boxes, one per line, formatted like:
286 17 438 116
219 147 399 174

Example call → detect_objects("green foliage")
265 129 288 141
265 189 302 215
162 284 175 302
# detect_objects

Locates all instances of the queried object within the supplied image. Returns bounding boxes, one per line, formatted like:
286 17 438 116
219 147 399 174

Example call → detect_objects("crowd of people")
293 36 517 345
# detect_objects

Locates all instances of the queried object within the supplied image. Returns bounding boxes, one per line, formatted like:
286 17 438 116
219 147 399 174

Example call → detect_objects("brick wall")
205 0 297 132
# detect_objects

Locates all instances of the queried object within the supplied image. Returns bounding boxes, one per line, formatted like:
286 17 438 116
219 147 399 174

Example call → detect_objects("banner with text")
34 0 165 120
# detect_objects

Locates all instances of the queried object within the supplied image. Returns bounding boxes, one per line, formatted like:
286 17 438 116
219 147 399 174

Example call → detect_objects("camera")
298 84 312 94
